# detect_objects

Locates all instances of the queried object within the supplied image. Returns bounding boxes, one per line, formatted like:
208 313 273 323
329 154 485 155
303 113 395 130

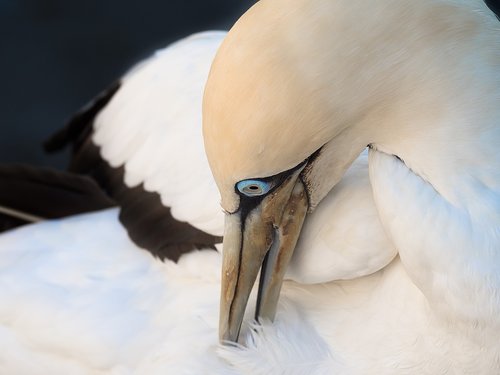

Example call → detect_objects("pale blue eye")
236 179 271 197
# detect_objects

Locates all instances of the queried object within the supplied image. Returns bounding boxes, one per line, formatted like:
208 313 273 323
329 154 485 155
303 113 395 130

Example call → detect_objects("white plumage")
0 32 394 373
93 31 226 236
2 0 500 371
64 30 395 281
0 157 388 374
202 0 500 371
2 202 498 373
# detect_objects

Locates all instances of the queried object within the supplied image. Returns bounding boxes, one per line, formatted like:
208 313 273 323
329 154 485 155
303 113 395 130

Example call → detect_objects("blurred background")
0 0 255 168
0 0 498 169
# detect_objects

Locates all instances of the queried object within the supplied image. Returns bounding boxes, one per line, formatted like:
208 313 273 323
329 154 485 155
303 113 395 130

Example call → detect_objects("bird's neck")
271 0 500 210
328 0 500 335
336 0 500 220
365 88 500 337
367 96 500 222
369 147 500 340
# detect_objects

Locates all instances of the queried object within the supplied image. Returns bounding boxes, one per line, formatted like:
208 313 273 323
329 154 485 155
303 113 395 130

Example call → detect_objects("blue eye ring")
236 179 272 197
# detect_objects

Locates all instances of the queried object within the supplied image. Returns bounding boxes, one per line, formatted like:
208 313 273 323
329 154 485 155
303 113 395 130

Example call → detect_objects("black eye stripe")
231 145 323 218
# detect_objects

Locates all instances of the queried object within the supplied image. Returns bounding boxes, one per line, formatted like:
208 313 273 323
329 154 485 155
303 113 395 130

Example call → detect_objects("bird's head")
202 0 458 342
202 0 375 344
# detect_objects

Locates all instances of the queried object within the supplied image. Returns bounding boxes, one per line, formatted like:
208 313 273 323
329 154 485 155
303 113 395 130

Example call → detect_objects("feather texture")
1 207 498 373
44 32 227 261
0 164 114 232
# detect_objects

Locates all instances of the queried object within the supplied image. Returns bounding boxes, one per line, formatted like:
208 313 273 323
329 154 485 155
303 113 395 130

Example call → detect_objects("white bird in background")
0 32 394 373
202 0 500 372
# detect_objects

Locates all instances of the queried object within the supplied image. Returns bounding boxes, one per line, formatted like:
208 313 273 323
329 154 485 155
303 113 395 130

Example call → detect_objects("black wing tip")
42 78 222 263
117 184 223 263
44 80 121 153
0 211 31 233
0 163 115 221
83 155 222 263
149 242 221 263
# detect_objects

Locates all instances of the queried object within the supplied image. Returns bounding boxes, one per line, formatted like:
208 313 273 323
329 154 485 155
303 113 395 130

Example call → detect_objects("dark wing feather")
0 164 115 232
44 81 121 154
0 212 29 233
44 82 222 262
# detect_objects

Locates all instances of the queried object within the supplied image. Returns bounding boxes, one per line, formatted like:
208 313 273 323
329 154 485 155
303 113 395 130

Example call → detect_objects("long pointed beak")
219 172 308 343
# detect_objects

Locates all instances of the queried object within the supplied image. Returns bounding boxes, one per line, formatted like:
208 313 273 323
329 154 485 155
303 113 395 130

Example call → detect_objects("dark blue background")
0 0 255 168
0 0 498 169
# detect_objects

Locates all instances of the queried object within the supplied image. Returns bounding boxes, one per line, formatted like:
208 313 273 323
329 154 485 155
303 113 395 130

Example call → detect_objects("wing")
0 164 114 232
45 32 226 261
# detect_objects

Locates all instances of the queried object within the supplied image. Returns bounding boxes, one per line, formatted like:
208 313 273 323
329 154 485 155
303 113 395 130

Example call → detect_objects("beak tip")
219 325 241 344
